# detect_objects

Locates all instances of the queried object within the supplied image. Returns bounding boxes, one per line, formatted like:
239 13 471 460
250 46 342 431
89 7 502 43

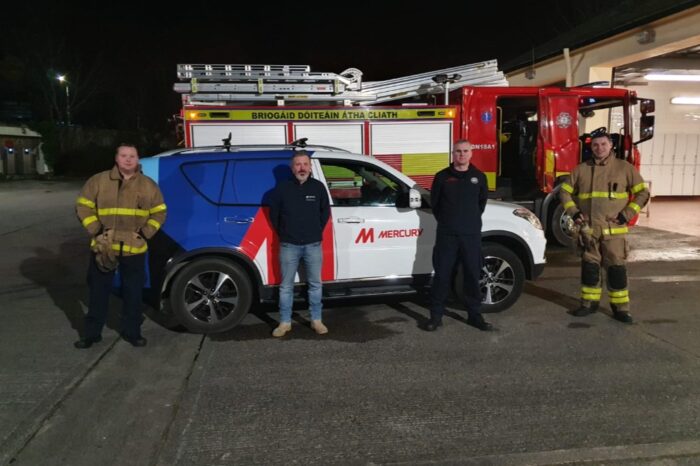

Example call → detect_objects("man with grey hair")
268 151 331 337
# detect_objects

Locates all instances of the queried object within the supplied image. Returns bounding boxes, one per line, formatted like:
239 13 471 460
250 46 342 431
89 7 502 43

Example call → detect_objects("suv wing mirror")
409 188 422 209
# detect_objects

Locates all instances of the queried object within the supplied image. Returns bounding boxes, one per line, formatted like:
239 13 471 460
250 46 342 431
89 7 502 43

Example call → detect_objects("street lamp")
56 74 71 125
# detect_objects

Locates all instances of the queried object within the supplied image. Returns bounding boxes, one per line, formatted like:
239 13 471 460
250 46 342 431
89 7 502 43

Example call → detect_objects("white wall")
622 81 700 195
505 5 700 196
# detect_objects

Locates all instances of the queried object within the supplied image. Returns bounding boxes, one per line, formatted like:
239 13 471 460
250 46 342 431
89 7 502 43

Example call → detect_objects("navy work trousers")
85 253 146 340
430 231 483 320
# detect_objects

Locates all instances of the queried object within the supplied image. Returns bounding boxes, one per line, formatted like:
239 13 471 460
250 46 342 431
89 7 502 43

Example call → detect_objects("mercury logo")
354 228 423 244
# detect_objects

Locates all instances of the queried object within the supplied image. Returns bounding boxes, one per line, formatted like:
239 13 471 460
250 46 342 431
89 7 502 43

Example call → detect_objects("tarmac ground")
1 180 699 466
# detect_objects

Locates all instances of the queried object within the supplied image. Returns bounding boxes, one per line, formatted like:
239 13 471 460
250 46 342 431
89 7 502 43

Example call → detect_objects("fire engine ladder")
174 61 507 105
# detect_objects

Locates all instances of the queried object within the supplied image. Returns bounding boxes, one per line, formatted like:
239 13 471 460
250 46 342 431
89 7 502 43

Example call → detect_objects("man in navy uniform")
423 139 493 332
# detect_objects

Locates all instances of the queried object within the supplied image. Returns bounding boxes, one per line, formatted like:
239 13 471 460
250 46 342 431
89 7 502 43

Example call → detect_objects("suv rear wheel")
171 258 253 333
454 242 525 313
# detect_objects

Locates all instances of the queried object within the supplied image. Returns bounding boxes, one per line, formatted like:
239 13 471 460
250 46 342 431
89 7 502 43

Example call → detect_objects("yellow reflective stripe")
581 286 602 300
602 226 628 235
608 290 629 298
610 296 630 304
563 201 576 210
561 183 574 193
628 202 641 213
82 215 98 227
113 243 148 254
147 219 161 230
77 197 96 209
631 182 646 194
578 192 628 199
545 149 555 175
149 204 167 214
89 239 147 254
98 207 149 217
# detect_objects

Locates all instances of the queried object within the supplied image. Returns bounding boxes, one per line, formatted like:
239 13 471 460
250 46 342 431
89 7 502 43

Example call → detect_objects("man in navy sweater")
423 140 493 332
269 151 331 337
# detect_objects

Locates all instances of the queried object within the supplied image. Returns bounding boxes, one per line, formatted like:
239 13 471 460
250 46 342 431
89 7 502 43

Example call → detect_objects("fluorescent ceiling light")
645 73 700 82
671 96 700 105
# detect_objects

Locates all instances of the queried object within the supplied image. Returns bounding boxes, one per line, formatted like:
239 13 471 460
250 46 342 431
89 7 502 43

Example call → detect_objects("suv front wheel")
171 258 253 333
454 242 525 313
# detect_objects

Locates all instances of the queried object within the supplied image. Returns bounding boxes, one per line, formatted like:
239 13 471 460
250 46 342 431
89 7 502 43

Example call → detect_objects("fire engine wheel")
550 202 576 248
171 258 253 334
454 242 525 313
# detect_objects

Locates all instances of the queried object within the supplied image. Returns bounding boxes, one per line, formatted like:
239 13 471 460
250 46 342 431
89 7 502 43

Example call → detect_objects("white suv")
141 145 547 333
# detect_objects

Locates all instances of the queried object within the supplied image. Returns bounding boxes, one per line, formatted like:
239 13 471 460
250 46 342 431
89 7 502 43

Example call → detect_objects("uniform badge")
470 177 478 184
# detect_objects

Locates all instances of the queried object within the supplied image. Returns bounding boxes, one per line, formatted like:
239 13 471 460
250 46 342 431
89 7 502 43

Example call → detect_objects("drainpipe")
564 48 572 87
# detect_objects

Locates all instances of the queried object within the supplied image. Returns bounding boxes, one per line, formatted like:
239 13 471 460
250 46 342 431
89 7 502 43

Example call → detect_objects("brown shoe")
272 323 292 338
311 320 328 335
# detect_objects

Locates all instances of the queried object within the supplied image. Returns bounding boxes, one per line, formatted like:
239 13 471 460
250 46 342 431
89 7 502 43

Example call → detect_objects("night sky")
2 1 616 132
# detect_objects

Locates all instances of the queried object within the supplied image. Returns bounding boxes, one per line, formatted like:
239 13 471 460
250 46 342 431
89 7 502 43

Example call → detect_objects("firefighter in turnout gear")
559 128 649 323
74 143 167 348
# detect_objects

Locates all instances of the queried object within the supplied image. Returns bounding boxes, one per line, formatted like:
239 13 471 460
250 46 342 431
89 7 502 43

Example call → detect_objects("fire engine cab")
174 62 655 245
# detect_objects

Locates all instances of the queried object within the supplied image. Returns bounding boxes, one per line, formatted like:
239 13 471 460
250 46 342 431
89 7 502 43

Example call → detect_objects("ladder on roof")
174 61 508 106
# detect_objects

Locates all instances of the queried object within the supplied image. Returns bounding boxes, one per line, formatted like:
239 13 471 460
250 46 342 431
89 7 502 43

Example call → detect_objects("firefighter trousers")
85 253 146 340
580 235 630 312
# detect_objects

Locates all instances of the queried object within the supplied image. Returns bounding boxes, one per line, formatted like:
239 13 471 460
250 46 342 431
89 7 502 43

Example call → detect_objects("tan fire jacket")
559 155 649 237
76 165 167 256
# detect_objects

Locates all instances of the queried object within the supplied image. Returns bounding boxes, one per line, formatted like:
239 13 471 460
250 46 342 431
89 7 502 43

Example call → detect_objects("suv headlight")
513 208 543 230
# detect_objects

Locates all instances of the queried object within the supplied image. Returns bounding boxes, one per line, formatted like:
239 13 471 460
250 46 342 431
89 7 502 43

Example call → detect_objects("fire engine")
173 62 655 245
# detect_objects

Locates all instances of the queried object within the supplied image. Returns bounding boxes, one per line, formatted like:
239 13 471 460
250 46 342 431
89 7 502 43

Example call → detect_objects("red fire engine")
174 63 655 245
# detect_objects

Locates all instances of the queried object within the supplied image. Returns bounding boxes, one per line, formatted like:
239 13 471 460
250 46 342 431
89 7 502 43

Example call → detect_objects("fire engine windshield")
578 97 625 112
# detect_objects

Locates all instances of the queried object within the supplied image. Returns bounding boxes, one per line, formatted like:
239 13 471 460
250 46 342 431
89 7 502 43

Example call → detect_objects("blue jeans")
278 242 323 323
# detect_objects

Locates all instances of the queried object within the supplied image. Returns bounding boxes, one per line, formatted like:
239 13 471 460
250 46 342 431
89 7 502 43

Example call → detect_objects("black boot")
121 333 147 347
613 310 633 324
467 314 494 331
572 302 599 317
421 318 443 332
74 335 102 349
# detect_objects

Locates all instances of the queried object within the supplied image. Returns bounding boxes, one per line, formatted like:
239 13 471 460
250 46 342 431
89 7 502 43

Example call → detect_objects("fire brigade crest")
555 111 573 128
471 177 479 184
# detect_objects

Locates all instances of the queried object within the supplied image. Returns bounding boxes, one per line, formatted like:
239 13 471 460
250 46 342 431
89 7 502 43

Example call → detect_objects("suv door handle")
337 217 364 223
224 216 254 224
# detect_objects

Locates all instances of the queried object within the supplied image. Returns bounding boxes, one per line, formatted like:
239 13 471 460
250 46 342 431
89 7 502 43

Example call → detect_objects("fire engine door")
537 90 581 190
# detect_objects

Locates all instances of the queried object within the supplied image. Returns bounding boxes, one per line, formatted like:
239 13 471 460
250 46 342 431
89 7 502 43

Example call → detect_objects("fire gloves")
93 229 118 272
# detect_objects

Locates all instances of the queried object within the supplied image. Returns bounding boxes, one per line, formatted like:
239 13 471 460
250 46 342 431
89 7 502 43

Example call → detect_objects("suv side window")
220 159 292 205
319 159 408 207
181 160 228 203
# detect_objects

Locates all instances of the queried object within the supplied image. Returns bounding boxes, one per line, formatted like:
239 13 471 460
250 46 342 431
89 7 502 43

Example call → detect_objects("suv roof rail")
157 143 350 157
